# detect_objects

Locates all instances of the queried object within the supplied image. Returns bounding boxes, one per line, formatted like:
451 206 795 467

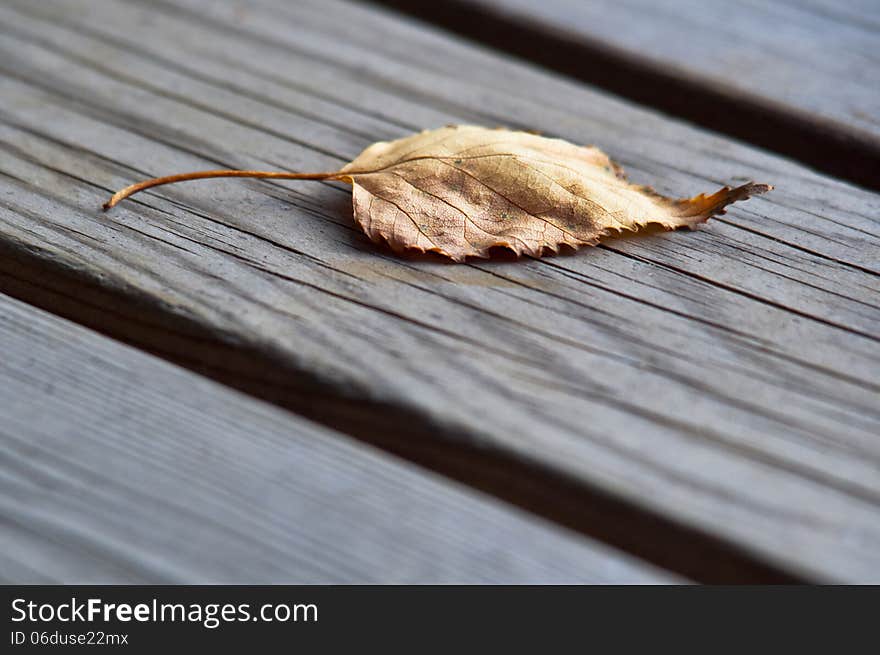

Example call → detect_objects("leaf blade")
342 125 771 261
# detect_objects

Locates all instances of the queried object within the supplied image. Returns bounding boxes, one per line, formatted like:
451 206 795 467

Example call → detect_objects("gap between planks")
2 293 681 583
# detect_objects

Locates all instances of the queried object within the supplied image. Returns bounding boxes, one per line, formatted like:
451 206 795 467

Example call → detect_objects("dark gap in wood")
369 0 880 193
0 248 803 583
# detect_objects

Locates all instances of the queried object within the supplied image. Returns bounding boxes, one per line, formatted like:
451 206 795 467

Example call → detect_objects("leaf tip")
739 181 773 196
675 180 772 226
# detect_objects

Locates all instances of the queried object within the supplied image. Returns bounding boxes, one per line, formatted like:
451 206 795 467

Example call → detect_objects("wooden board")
377 0 880 190
0 0 878 582
0 293 673 583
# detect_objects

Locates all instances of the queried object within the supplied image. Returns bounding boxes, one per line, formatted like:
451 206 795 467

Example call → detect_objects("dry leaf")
104 125 771 262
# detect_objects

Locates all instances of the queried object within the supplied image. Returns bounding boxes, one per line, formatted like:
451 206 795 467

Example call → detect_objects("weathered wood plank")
0 293 673 583
0 0 878 582
376 0 880 191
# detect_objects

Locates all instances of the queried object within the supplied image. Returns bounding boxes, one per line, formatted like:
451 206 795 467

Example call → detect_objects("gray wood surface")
0 0 878 582
0 293 673 583
437 0 880 138
378 0 880 190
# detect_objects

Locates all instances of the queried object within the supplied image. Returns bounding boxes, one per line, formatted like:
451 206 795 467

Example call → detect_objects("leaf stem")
102 169 342 210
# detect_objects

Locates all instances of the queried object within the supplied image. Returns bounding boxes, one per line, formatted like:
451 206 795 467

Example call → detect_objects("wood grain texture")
0 293 673 583
376 0 880 191
0 0 878 582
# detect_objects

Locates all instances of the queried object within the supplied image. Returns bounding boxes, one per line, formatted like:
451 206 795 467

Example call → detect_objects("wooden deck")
1 0 878 583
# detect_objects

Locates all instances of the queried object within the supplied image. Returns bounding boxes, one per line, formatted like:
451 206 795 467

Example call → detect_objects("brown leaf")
103 125 771 262
338 125 771 261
